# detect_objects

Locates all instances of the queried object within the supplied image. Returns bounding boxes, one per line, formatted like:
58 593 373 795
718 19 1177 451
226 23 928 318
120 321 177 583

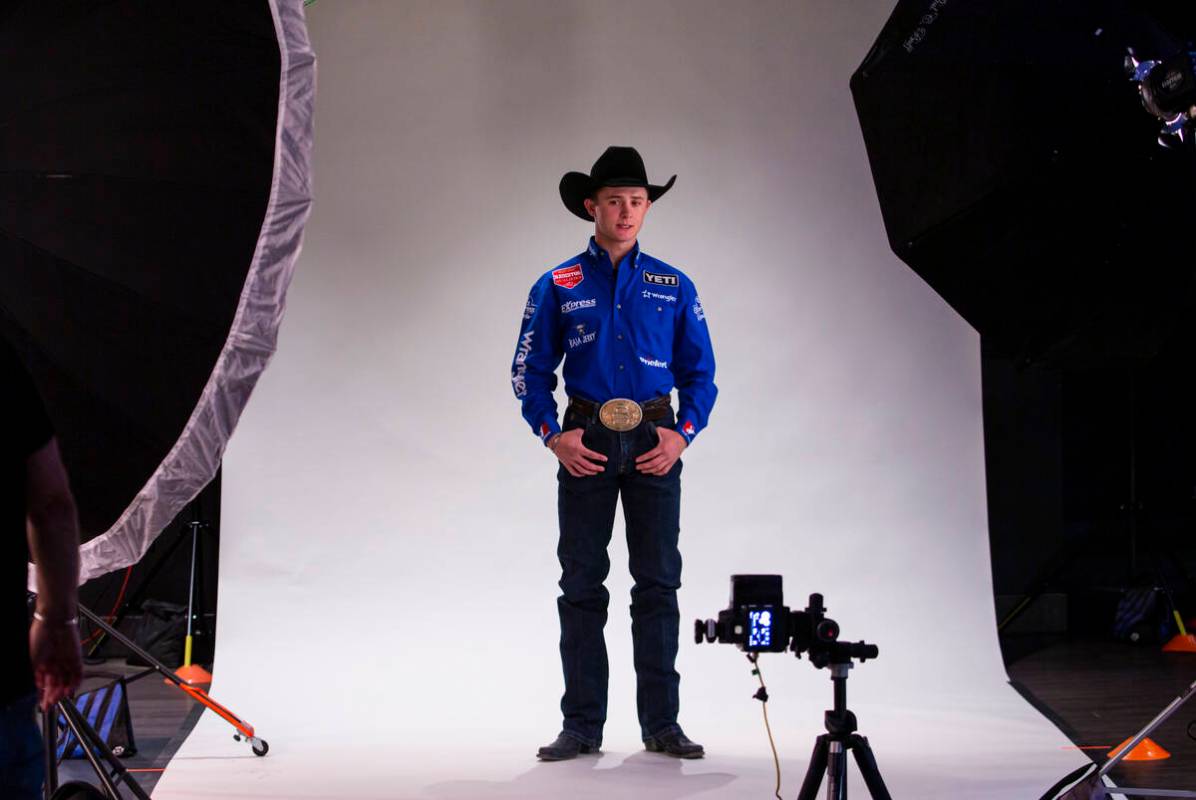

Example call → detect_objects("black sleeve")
1 337 54 458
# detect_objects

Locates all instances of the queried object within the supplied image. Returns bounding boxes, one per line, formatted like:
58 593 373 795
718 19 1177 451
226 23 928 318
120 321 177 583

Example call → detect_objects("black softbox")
0 1 314 581
851 0 1196 366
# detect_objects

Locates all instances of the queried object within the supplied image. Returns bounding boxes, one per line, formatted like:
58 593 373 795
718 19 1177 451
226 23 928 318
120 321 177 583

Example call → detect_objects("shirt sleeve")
511 275 564 444
671 277 717 444
1 337 54 457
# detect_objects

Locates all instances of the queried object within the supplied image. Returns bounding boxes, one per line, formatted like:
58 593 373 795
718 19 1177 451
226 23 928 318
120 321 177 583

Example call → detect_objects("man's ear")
583 198 596 219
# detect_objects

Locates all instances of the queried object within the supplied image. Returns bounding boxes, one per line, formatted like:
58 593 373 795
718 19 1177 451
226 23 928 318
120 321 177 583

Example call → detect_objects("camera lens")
816 619 839 642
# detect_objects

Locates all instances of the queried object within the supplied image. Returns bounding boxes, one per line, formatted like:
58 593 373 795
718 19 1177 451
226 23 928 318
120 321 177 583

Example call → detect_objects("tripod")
797 662 892 800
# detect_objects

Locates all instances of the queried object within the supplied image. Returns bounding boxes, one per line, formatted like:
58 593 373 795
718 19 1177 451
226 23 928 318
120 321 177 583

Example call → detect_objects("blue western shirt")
511 237 717 445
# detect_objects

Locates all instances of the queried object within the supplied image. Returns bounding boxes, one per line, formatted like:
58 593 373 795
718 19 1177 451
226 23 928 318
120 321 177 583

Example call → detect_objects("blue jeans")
556 407 683 747
0 692 44 800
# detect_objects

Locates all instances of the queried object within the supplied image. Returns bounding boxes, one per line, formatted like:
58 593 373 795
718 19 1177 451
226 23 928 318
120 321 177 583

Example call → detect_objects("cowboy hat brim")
559 172 676 221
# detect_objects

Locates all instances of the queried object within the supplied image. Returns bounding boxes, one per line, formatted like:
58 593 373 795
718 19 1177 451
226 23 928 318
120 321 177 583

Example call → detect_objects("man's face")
584 186 651 245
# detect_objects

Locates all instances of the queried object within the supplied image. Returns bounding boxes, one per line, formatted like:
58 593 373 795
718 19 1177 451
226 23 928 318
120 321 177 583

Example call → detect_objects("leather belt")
568 395 671 430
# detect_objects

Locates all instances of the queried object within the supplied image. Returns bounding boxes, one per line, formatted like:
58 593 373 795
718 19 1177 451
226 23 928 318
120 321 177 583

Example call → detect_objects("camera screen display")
747 608 775 649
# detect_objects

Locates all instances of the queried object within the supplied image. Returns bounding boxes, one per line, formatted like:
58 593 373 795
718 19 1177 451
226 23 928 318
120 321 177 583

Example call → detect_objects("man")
1 336 83 799
511 146 717 760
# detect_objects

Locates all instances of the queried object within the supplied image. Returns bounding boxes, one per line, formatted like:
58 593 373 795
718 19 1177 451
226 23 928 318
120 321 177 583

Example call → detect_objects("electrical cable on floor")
747 653 783 800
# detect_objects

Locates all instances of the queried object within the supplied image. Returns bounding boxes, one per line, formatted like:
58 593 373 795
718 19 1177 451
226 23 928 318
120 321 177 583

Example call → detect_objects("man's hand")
30 616 81 710
636 427 687 475
552 428 608 477
26 437 83 711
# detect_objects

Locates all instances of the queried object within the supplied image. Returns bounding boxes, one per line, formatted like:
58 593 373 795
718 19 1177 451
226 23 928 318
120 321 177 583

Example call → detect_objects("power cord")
747 653 783 800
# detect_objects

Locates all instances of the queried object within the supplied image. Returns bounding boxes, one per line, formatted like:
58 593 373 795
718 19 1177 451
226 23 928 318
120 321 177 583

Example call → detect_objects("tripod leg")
849 734 893 800
59 700 152 800
827 739 848 800
797 734 830 800
42 704 58 799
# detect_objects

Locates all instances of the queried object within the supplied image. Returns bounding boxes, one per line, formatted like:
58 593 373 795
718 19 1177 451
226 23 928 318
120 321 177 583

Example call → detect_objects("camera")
695 575 877 668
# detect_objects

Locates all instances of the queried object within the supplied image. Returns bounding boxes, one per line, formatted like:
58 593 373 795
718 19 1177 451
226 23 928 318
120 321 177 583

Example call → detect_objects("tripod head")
694 575 879 668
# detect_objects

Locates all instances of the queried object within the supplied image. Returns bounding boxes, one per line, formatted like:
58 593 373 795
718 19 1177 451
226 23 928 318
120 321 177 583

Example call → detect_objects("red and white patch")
682 420 696 437
552 264 584 289
540 423 552 439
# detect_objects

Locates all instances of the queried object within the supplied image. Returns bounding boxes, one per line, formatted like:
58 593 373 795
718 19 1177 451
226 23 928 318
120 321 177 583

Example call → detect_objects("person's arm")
512 275 565 445
670 277 717 443
26 437 82 710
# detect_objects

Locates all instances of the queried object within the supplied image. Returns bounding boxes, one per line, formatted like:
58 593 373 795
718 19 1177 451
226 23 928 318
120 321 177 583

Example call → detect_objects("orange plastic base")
1108 736 1170 761
169 664 213 685
1163 633 1196 653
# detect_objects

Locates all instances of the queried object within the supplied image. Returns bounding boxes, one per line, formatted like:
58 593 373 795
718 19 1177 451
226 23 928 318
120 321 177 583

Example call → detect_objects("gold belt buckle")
598 398 642 432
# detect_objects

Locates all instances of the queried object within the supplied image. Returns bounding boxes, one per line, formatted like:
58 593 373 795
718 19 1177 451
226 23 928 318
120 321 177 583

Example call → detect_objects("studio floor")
48 637 1193 798
1007 637 1196 793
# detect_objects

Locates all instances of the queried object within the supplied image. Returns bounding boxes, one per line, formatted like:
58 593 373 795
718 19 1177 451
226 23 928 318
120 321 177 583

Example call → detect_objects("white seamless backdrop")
154 2 1086 798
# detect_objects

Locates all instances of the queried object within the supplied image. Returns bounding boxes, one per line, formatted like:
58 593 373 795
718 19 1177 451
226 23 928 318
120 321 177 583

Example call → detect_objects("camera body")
699 576 786 652
695 575 875 667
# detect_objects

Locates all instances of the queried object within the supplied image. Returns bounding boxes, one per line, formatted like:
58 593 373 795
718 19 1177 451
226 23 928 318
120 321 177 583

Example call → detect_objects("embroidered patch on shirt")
692 297 706 321
552 264 584 289
682 420 696 437
642 270 679 287
568 323 597 349
561 298 597 314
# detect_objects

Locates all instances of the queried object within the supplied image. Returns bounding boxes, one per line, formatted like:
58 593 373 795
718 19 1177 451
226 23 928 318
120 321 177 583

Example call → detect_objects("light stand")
31 593 268 760
174 504 214 683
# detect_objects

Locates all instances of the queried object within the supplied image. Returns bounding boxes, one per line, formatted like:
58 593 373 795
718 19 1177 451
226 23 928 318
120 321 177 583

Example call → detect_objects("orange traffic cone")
1159 612 1196 653
1108 736 1170 761
174 662 213 684
1163 633 1196 653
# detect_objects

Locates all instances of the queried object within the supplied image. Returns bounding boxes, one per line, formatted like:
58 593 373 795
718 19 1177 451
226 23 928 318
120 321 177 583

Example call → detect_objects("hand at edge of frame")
30 616 82 711
635 426 687 476
553 428 608 477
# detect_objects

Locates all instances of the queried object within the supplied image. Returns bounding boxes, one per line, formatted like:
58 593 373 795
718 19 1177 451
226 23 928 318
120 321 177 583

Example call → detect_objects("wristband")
547 433 563 452
33 611 78 627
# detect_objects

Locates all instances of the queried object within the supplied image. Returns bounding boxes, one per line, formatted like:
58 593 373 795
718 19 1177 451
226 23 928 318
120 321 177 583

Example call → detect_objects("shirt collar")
587 237 642 272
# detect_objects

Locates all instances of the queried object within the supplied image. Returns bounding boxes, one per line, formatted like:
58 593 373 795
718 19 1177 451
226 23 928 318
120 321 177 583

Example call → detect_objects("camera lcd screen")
747 608 775 649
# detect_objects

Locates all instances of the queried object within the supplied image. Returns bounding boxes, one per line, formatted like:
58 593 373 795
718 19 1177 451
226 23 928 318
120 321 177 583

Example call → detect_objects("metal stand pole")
42 704 58 799
41 699 152 800
1091 677 1196 799
63 600 268 757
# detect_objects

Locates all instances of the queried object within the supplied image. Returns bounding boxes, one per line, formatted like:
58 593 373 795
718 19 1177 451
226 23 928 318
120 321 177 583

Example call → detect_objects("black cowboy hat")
559 146 676 221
